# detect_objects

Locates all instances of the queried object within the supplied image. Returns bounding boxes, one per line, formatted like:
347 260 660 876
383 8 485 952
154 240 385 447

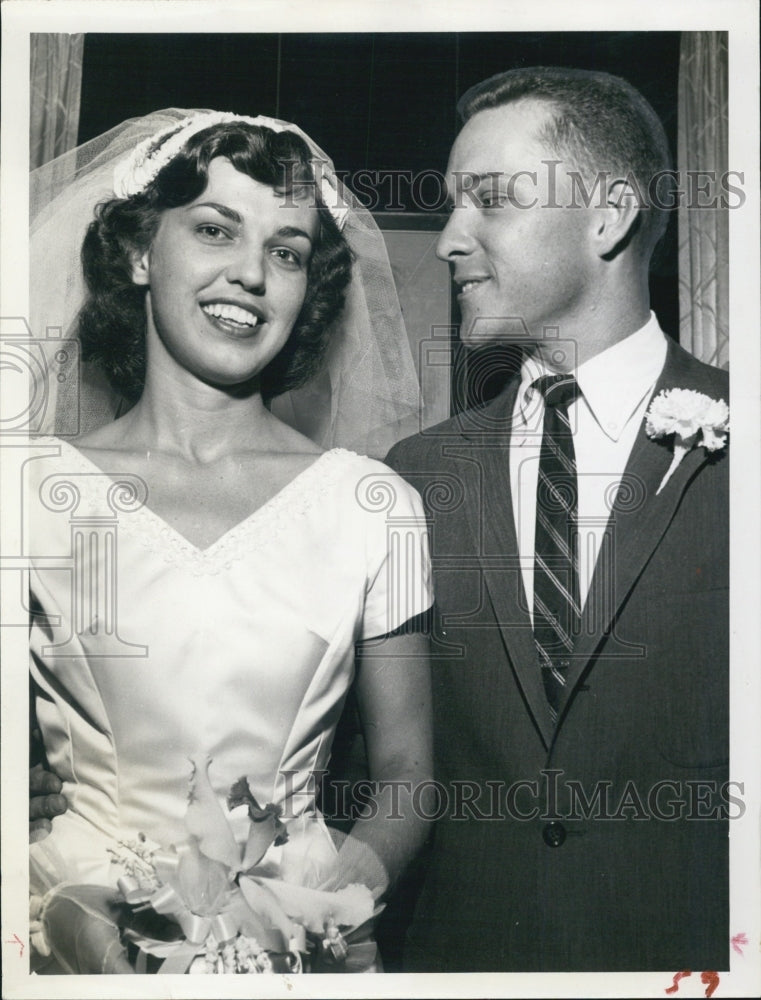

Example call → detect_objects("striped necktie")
532 373 581 723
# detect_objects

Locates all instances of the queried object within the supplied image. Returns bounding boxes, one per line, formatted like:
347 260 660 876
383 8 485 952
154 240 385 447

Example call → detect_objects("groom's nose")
436 204 479 261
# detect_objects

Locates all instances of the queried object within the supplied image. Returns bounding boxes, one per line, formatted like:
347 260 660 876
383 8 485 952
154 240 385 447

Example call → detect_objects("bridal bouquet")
110 755 380 974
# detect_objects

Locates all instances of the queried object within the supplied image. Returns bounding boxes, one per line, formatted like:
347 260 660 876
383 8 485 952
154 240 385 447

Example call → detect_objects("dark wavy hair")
78 121 354 402
458 66 673 257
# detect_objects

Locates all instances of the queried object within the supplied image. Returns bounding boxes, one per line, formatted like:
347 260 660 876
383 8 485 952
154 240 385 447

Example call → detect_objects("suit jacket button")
542 821 567 847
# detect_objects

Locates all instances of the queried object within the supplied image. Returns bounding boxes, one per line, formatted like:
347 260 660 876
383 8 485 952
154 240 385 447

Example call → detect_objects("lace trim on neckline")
41 438 360 576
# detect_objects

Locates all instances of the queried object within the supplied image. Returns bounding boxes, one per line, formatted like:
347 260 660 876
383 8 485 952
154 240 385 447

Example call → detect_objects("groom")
386 66 730 972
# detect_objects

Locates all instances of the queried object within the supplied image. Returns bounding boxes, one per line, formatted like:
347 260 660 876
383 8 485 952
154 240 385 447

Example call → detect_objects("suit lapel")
450 340 725 744
555 339 724 721
457 385 555 748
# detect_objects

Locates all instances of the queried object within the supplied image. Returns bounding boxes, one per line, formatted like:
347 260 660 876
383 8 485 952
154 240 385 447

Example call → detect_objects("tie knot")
533 373 580 409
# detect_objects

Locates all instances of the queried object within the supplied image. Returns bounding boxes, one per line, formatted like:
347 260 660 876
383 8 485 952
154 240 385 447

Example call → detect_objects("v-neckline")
50 436 342 557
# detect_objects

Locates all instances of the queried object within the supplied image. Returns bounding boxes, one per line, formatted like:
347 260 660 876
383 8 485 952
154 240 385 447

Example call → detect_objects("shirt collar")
517 313 668 441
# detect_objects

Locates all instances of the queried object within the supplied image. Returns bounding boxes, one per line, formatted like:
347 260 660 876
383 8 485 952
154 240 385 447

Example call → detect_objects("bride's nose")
225 242 265 292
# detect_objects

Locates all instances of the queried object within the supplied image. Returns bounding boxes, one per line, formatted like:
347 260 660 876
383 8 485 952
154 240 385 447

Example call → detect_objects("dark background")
79 32 680 196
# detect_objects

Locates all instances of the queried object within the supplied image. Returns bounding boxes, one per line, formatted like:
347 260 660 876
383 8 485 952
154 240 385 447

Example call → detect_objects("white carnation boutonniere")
645 388 729 495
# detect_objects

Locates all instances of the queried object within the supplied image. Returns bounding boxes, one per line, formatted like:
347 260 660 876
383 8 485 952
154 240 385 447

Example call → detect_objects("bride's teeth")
202 303 260 327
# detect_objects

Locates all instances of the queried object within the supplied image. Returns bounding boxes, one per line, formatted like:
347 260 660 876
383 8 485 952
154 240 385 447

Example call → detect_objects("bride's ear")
130 248 151 286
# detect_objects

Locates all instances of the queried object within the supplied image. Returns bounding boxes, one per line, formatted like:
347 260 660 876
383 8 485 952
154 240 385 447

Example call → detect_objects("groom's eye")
476 181 514 209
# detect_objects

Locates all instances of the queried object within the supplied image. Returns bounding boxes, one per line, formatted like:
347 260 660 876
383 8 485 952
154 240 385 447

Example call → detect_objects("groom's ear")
130 247 151 286
593 176 643 258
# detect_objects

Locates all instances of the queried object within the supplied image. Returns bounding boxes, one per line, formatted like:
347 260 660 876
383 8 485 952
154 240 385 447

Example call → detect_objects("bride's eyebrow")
192 202 242 224
189 206 312 244
274 225 314 245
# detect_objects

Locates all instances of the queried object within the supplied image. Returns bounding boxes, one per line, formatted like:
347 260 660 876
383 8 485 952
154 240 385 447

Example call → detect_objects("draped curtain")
29 33 84 170
29 34 84 432
677 31 729 369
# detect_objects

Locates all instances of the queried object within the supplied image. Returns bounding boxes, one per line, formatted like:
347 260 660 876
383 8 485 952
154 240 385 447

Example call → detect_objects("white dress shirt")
510 312 668 620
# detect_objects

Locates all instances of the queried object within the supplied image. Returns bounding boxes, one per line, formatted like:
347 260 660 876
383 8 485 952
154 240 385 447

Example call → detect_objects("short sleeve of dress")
358 462 433 640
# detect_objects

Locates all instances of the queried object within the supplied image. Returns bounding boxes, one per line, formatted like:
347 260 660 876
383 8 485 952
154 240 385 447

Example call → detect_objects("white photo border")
2 2 759 998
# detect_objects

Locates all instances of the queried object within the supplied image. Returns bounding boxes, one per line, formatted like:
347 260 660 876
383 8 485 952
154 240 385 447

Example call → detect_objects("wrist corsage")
645 388 729 495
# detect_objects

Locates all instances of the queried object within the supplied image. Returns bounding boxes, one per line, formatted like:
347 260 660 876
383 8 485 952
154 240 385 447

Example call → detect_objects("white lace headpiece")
112 111 350 230
30 108 422 457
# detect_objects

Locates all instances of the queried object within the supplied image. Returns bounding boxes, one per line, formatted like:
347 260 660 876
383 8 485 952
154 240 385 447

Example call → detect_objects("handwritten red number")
665 967 721 997
666 970 692 994
701 971 719 998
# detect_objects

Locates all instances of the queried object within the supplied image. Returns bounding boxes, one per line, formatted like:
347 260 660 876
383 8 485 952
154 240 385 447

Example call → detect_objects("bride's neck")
122 373 276 460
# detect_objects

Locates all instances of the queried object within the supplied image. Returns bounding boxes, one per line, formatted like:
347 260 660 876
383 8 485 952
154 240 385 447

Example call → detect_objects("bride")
27 110 433 974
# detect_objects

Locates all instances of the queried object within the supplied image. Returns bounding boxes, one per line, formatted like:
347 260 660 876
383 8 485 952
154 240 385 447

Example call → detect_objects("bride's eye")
270 247 302 268
196 224 229 241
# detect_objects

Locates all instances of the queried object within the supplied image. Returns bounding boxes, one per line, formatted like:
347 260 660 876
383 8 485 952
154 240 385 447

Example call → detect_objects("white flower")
645 388 729 494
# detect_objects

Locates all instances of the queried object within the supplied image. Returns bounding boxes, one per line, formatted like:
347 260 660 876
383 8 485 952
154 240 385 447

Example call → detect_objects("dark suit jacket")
386 338 729 972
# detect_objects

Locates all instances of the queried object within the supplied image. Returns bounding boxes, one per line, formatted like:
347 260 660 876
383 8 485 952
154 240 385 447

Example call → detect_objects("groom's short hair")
458 66 673 255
